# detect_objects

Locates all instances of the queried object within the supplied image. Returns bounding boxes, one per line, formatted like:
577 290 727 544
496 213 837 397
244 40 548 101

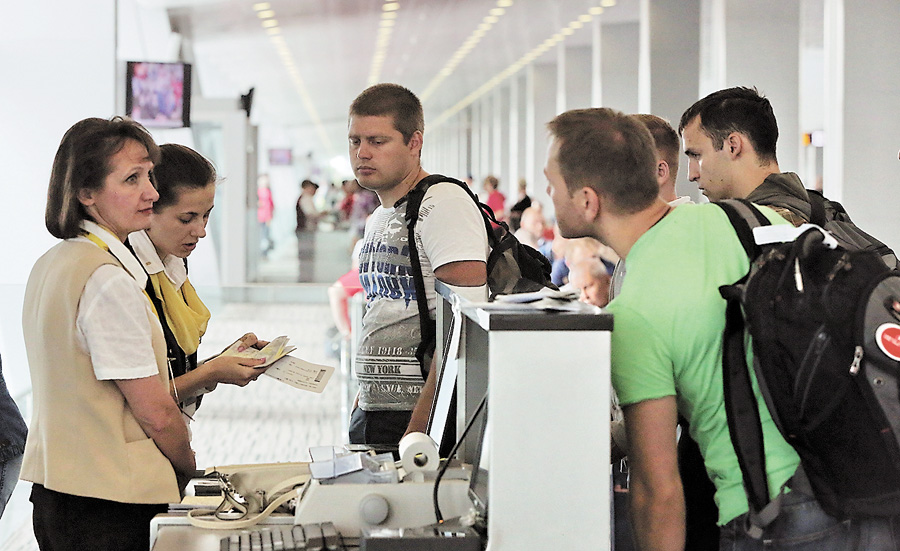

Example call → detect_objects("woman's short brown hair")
45 117 160 239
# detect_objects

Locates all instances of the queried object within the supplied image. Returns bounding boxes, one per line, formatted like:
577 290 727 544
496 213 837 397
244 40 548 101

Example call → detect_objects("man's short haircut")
153 143 217 211
678 86 779 163
46 116 160 239
546 108 659 215
633 114 679 181
348 83 424 144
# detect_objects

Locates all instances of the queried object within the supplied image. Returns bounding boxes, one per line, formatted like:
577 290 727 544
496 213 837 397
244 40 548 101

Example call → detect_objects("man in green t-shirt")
543 108 851 550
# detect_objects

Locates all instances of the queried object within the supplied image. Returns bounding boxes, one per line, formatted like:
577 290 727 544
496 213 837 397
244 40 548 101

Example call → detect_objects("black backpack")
402 174 556 375
715 198 900 531
806 189 899 270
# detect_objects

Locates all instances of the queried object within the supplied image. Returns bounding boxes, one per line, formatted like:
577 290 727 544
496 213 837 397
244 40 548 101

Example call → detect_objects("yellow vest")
20 240 180 504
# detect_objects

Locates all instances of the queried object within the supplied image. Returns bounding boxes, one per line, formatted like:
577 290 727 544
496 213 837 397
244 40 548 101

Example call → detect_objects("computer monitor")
426 355 458 457
426 315 459 457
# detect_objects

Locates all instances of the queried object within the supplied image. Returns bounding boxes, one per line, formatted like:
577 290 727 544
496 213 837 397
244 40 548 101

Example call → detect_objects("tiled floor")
2 300 347 551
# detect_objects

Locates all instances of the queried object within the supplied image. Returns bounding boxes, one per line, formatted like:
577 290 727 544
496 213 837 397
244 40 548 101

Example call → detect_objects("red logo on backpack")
875 323 900 361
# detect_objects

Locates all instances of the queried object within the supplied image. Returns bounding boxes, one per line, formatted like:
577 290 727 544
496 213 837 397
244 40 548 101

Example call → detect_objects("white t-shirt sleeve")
418 183 490 270
76 264 161 381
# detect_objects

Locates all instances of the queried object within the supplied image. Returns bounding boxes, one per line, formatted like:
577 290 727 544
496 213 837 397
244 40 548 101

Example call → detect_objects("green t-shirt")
607 202 800 525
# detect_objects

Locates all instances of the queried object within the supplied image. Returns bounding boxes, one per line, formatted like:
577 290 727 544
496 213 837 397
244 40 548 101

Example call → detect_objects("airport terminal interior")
1 0 899 549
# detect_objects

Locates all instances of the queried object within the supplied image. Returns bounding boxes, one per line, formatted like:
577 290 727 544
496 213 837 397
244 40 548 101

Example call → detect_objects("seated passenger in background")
508 178 532 231
129 143 268 424
567 257 611 308
514 205 547 250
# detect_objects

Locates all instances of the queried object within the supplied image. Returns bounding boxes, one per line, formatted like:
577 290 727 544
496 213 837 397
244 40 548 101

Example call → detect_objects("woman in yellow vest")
128 143 267 421
21 117 195 551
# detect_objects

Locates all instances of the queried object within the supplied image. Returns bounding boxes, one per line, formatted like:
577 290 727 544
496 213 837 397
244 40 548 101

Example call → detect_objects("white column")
528 62 558 215
724 0 801 172
565 46 593 110
699 0 727 96
492 87 505 189
470 103 482 180
592 16 603 107
481 96 492 179
525 65 536 196
600 21 640 113
556 42 567 115
647 0 701 192
825 0 900 253
508 75 520 187
638 0 651 113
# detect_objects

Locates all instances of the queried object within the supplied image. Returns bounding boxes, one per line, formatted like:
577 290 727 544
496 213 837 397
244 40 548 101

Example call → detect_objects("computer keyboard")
219 522 347 551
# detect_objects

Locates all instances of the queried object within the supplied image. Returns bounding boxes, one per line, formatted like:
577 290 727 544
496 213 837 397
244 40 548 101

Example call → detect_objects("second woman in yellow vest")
128 143 268 423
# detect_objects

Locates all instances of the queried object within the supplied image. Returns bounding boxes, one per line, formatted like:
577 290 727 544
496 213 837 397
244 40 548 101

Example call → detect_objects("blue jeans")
0 453 23 519
720 491 900 551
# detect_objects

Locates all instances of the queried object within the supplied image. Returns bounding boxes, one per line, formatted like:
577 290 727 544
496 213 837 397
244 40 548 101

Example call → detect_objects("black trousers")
348 407 412 453
30 484 166 551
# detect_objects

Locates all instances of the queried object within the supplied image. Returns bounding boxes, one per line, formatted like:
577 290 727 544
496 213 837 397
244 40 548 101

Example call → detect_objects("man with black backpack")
679 86 897 269
544 107 860 550
346 84 489 450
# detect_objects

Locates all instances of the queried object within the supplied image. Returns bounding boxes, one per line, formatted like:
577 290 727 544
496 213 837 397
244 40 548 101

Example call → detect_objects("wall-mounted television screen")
125 61 191 128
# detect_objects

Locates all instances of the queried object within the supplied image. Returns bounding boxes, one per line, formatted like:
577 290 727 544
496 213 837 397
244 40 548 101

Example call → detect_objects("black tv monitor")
125 61 191 128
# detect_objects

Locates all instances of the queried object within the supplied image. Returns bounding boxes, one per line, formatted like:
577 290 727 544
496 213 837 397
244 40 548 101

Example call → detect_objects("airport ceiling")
164 0 638 159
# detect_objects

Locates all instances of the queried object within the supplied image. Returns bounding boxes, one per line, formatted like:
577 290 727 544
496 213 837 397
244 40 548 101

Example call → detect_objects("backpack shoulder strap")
401 176 440 378
806 188 828 226
715 198 771 261
401 174 494 377
714 198 778 526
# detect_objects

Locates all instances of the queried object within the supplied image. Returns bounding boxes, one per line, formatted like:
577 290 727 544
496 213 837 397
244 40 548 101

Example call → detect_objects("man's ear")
408 130 423 156
579 186 601 222
725 132 744 159
657 160 670 183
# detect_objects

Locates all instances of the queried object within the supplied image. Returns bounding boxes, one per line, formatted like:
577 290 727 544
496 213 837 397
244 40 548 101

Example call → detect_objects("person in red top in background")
482 175 506 222
257 174 274 256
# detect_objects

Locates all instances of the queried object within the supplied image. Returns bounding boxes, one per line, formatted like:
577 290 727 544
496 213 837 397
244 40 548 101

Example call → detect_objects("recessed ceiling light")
589 7 604 15
490 8 504 16
382 11 397 19
601 0 616 6
383 2 400 11
483 15 498 24
256 10 275 18
579 14 592 22
262 19 278 28
252 2 270 11
497 0 513 6
379 19 395 27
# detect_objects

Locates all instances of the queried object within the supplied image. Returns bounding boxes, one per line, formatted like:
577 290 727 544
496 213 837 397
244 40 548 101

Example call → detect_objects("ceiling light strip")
368 1 400 85
256 6 334 152
431 6 605 129
420 0 514 102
